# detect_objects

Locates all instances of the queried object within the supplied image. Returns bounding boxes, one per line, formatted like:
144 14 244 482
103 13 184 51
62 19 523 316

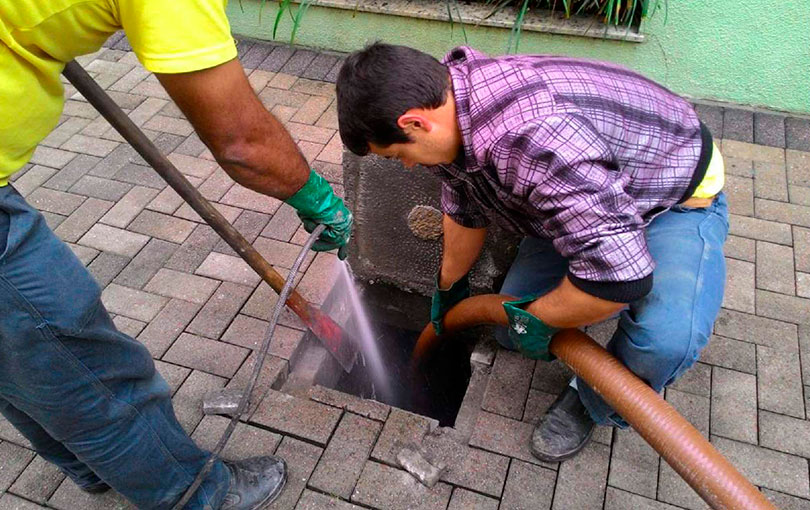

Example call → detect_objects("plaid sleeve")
490 115 654 302
440 176 490 229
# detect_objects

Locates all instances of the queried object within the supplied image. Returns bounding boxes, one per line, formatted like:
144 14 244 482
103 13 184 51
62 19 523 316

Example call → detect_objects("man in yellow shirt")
0 2 351 509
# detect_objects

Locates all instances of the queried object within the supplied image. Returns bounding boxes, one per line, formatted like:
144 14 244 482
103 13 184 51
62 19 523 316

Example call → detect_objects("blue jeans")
0 186 229 509
496 193 729 427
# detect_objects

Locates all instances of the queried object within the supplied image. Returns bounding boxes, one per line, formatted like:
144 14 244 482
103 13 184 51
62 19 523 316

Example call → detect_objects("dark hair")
336 42 450 156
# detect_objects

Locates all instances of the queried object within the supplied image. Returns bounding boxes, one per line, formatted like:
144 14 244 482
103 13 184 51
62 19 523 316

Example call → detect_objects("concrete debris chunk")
396 446 447 488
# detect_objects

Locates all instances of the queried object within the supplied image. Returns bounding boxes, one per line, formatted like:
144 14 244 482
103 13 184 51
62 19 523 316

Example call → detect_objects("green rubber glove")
431 273 470 335
502 296 559 361
285 169 353 260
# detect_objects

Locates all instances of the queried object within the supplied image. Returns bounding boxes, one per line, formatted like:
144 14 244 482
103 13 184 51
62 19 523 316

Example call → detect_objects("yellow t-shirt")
0 0 237 186
691 141 725 199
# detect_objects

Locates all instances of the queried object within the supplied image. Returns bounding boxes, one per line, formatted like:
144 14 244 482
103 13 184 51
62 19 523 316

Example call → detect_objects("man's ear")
397 111 432 134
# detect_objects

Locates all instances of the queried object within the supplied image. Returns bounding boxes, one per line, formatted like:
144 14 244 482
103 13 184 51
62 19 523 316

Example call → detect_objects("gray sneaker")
530 386 595 462
220 456 287 510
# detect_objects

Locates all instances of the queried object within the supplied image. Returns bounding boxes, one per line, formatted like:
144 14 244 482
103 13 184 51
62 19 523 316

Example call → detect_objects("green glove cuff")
502 296 559 361
284 169 339 220
431 273 471 335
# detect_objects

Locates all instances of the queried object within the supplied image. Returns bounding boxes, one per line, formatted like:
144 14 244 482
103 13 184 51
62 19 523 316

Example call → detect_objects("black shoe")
530 386 595 462
79 480 111 494
220 456 287 510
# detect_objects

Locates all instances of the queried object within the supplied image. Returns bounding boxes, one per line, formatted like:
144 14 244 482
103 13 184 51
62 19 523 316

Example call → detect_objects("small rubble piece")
396 446 447 488
407 205 443 241
202 388 244 416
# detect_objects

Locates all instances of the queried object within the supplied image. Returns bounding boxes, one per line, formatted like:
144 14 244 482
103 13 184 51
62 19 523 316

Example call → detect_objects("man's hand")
155 59 351 256
431 273 470 335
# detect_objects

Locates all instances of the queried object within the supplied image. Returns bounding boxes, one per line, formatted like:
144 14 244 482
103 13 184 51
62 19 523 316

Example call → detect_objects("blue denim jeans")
0 186 229 509
496 193 729 427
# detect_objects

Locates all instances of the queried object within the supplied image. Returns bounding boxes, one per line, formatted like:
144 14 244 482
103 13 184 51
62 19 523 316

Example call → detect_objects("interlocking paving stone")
552 441 610 509
136 298 199 357
724 139 785 164
9 455 65 504
786 118 810 152
668 361 711 398
755 112 787 147
88 251 129 288
608 428 659 498
29 145 77 168
758 345 805 418
757 289 810 324
144 268 220 304
60 134 118 157
62 99 100 119
219 184 281 214
521 389 556 423
163 332 248 378
657 460 711 510
53 197 113 243
800 272 810 298
714 308 798 351
755 161 790 201
111 162 168 189
287 122 335 145
763 489 810 509
308 386 391 422
67 242 99 266
700 335 756 373
224 352 288 412
113 238 177 289
186 282 252 339
0 442 34 491
302 53 340 81
191 415 282 461
324 58 343 83
667 388 710 438
128 209 196 244
722 258 755 312
351 461 453 510
723 109 754 142
49 480 135 510
213 210 270 256
242 281 306 330
90 144 137 179
252 236 314 271
69 175 133 201
41 117 93 148
714 436 810 497
174 201 241 225
793 186 810 206
469 411 553 468
153 360 190 395
295 490 365 510
801 326 810 386
725 156 754 177
309 413 383 499
795 227 810 273
252 390 341 445
43 153 101 191
164 223 219 273
292 95 332 125
604 487 681 510
142 114 193 136
757 241 796 294
296 252 339 306
371 409 437 466
693 104 723 137
26 188 85 216
729 213 793 245
317 133 343 165
262 204 301 242
422 433 510 498
112 315 145 338
79 223 149 257
11 166 56 197
757 198 810 228
268 72 298 90
481 350 534 420
725 174 754 216
446 488 499 510
165 153 218 180
531 360 574 394
787 150 810 187
759 410 810 458
710 367 757 443
101 283 168 322
40 211 66 230
172 369 227 434
499 460 556 510
100 187 160 229
260 437 322 510
258 45 295 72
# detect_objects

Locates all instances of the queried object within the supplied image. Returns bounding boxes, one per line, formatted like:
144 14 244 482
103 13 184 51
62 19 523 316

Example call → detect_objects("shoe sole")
529 426 595 463
252 462 288 510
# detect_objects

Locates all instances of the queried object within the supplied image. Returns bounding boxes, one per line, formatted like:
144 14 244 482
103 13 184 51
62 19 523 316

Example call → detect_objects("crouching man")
335 43 727 462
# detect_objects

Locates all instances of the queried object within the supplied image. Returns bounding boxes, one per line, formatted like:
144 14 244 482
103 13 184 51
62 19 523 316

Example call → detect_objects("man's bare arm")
156 58 308 199
525 277 626 328
439 214 487 288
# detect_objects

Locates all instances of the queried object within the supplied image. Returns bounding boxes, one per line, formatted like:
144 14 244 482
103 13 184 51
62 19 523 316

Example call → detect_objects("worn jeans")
0 185 229 509
495 193 729 427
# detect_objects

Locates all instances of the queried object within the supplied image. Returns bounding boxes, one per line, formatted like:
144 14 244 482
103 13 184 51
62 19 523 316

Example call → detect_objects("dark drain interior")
316 280 475 427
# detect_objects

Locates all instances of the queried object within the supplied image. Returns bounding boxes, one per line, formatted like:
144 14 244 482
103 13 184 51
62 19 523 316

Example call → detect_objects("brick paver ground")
1 36 810 510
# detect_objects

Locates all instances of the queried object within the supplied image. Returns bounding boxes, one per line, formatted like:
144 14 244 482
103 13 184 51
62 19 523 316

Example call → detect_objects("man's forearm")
524 277 626 328
156 59 309 200
439 214 486 288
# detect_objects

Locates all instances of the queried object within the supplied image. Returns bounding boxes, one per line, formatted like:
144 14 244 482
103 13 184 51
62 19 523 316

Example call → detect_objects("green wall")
227 1 810 114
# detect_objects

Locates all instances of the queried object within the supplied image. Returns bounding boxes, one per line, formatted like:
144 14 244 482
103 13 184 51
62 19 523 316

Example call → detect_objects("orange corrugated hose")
413 294 777 510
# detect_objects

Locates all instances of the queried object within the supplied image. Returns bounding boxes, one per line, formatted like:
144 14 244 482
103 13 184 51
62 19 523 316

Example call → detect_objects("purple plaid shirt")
436 47 712 302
